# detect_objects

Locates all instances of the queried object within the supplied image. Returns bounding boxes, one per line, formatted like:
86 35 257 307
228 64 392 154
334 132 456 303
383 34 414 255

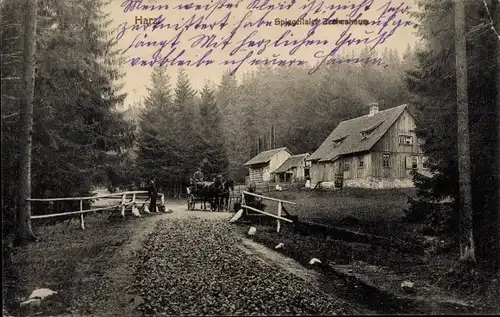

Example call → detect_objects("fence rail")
239 190 296 232
28 191 166 230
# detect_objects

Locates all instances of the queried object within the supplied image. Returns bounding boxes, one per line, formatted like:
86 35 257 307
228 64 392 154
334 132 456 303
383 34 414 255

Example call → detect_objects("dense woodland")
128 45 410 194
1 0 499 280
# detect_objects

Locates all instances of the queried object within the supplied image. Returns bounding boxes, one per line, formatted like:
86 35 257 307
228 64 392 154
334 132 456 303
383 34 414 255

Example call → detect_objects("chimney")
368 102 379 117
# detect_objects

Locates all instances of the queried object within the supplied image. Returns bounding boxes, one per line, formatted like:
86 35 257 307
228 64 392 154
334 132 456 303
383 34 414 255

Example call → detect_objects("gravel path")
131 217 353 316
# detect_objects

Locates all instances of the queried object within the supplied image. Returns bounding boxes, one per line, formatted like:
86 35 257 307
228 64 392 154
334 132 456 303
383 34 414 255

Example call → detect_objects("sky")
107 0 422 107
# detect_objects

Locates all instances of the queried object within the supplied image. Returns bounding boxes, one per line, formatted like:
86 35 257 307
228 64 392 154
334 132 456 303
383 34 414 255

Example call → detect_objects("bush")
403 197 457 236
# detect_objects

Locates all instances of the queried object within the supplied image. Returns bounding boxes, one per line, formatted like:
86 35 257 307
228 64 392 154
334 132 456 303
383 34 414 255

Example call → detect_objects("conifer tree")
199 84 228 179
173 68 198 183
136 66 176 190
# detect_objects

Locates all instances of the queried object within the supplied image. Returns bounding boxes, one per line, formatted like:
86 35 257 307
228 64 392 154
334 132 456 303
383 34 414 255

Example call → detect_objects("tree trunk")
493 0 500 273
454 0 475 261
16 0 38 244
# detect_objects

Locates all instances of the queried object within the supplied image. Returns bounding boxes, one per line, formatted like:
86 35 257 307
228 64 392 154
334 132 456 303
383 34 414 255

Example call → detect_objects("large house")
272 153 310 183
243 147 292 185
307 103 428 188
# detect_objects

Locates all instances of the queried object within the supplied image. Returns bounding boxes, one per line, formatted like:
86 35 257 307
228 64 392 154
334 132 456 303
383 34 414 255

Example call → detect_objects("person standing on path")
147 179 158 213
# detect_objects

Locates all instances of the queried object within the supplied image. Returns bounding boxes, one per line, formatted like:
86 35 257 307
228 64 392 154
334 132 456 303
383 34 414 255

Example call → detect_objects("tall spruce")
17 0 39 244
406 0 499 272
173 68 198 184
199 83 228 180
136 66 176 190
1 0 133 235
216 71 241 180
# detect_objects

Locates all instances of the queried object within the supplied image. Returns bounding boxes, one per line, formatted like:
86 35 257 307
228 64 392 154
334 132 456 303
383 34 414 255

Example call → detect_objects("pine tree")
173 68 198 183
216 70 241 180
136 66 177 190
407 0 499 273
1 0 134 221
199 83 229 179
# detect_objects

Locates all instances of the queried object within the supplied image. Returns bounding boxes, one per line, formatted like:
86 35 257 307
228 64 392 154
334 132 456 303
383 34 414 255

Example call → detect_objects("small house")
243 147 292 185
307 103 428 188
272 153 310 183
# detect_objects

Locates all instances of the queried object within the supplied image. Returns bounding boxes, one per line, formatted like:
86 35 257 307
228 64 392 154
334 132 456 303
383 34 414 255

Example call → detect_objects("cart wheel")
187 194 195 211
210 201 217 212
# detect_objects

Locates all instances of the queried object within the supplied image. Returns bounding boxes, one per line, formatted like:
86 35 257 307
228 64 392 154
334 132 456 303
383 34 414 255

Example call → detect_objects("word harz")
135 16 159 25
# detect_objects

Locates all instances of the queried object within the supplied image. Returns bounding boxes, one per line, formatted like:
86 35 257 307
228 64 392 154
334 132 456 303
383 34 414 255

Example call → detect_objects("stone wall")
344 177 415 189
312 178 415 189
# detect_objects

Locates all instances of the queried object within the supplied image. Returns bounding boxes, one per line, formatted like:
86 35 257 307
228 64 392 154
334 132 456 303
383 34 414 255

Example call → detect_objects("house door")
382 154 391 178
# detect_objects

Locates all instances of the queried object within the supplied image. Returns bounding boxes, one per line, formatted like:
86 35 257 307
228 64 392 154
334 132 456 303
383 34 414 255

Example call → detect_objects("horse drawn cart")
186 185 218 212
186 179 234 212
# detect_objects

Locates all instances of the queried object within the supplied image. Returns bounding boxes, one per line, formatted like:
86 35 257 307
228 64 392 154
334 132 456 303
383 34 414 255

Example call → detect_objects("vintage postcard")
2 0 499 316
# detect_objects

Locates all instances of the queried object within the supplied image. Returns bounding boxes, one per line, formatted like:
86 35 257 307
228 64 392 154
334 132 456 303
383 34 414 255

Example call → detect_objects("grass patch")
3 211 146 316
235 188 498 314
261 187 415 224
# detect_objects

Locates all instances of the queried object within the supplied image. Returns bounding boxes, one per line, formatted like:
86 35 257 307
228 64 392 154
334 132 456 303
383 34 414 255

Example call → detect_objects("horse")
191 181 225 211
220 178 235 211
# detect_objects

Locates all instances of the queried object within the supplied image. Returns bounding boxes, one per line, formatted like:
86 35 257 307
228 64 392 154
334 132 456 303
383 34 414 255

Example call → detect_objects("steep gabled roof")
243 147 291 166
308 105 408 162
272 153 310 174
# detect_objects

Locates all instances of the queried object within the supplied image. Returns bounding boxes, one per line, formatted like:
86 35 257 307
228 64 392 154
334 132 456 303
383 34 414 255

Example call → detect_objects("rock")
309 258 321 265
230 209 244 223
132 205 141 217
248 227 257 236
401 280 416 293
275 243 284 249
28 288 57 300
20 298 42 308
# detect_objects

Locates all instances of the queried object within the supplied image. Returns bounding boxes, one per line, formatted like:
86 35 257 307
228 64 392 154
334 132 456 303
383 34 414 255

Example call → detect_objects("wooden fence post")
79 199 85 230
277 201 282 233
121 193 126 218
131 192 140 217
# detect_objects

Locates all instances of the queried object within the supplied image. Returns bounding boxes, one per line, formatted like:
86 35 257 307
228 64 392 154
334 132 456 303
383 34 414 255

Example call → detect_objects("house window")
358 157 364 168
382 154 390 168
399 135 413 145
422 156 429 169
412 156 418 169
405 156 419 169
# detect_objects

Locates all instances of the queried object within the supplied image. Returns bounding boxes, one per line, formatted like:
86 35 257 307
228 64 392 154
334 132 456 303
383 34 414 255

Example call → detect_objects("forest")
1 0 499 280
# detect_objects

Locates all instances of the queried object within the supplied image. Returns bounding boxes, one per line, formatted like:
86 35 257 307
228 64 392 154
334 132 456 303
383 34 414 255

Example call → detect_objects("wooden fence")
240 190 296 232
28 191 166 230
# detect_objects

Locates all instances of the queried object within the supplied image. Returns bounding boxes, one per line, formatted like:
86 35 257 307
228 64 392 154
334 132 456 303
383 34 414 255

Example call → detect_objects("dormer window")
360 121 383 140
361 131 373 139
332 135 347 147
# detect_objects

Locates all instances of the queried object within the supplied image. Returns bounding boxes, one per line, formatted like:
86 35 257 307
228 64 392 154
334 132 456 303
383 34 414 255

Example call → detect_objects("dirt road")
60 201 356 316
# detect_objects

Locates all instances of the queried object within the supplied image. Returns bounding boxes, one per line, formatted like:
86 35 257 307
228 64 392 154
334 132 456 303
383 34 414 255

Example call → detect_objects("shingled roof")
308 105 409 162
243 147 291 166
272 153 310 174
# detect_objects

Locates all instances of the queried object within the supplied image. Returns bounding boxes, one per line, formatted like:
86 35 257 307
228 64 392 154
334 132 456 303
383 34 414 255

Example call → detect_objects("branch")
1 52 21 58
1 77 20 81
2 112 19 119
2 59 22 65
482 0 500 41
1 94 19 101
